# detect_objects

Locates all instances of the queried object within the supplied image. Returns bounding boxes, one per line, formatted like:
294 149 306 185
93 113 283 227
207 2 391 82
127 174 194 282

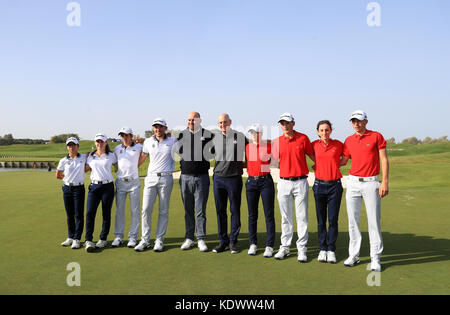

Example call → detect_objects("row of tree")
386 136 449 145
49 133 79 144
0 134 47 146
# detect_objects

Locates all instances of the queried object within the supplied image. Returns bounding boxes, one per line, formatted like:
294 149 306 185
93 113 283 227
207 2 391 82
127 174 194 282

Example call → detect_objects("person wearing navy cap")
84 133 118 253
56 137 86 249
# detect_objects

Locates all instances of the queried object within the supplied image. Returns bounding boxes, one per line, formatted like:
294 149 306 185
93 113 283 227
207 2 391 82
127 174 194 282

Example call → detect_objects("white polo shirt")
87 152 118 182
57 153 87 185
114 143 143 179
142 135 177 174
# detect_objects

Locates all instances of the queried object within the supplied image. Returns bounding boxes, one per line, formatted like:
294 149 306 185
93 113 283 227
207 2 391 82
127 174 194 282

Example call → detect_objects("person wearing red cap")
311 120 344 264
341 110 389 272
271 113 315 262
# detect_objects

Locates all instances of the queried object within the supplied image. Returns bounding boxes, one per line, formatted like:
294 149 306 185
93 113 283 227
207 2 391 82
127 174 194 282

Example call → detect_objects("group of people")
57 110 389 272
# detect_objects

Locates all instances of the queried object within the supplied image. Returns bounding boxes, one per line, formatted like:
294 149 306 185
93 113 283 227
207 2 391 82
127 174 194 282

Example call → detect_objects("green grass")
0 143 449 294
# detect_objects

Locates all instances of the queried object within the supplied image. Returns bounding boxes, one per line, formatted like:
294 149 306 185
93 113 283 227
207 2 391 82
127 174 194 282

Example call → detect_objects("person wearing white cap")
341 110 389 272
56 137 86 249
271 113 315 262
84 133 118 252
111 127 143 248
245 123 276 257
134 118 178 252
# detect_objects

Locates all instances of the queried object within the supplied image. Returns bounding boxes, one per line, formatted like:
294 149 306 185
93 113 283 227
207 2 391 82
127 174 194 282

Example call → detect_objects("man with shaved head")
176 112 213 252
211 113 248 254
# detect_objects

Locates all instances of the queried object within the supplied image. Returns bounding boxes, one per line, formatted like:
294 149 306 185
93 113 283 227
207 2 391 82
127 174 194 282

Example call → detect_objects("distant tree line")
0 134 46 146
386 136 449 145
50 134 79 144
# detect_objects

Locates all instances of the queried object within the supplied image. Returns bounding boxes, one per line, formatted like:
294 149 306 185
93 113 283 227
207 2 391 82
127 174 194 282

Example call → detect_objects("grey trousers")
179 174 210 240
115 177 141 240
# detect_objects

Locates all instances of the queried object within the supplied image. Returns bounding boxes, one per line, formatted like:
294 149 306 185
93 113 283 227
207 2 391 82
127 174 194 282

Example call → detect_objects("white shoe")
198 239 208 252
318 250 327 262
96 240 108 248
274 248 290 260
127 239 137 248
71 239 81 249
85 241 96 253
370 258 382 272
61 238 73 247
111 237 122 248
344 256 360 267
263 247 274 258
134 240 151 252
153 240 164 252
181 239 195 250
248 244 257 256
327 251 337 263
298 251 307 263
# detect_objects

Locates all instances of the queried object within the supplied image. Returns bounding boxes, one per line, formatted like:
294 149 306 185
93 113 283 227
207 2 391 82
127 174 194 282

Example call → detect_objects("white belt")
348 175 379 182
91 180 113 184
149 172 172 177
64 182 84 187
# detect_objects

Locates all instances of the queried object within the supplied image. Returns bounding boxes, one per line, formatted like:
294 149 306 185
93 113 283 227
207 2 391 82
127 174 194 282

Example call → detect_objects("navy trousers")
245 175 275 247
62 185 85 240
312 179 343 252
85 182 115 242
213 175 243 245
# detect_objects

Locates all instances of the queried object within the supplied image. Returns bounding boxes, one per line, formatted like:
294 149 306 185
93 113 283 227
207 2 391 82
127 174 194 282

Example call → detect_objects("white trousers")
277 178 309 252
345 175 383 259
115 177 141 240
141 175 174 243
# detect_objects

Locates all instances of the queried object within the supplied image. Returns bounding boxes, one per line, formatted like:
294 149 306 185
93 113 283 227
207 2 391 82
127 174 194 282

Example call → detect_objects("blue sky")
0 0 449 142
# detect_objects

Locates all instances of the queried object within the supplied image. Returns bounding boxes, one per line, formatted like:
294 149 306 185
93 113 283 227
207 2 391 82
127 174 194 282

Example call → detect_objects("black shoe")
213 243 229 253
230 243 239 254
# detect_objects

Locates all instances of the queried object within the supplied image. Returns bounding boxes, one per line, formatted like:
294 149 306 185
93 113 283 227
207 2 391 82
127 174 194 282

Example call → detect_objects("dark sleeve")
177 132 184 154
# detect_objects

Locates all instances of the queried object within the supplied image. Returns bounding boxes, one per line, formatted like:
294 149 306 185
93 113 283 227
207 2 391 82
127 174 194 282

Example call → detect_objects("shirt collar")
153 134 167 142
188 127 202 134
354 130 372 138
121 142 135 148
66 153 80 159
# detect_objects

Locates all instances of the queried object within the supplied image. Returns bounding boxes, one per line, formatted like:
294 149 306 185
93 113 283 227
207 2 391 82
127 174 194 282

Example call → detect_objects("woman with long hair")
84 133 117 252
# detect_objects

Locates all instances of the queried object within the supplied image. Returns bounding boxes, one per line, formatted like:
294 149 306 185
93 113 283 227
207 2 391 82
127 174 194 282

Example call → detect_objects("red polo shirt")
246 141 271 177
312 139 343 181
272 131 313 178
343 130 386 177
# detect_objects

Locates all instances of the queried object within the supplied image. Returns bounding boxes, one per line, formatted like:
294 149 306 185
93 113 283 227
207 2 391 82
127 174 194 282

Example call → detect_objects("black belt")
248 174 271 180
315 178 341 185
280 175 308 181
